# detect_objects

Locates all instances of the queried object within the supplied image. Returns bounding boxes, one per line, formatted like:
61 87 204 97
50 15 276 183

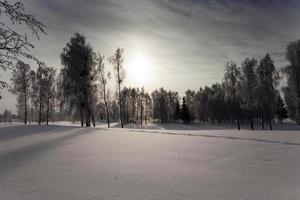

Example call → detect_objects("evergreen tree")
181 97 191 124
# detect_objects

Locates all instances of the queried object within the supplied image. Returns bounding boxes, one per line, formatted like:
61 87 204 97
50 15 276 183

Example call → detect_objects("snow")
0 124 300 199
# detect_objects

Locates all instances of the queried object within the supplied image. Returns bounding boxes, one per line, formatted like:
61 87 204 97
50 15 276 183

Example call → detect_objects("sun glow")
127 51 152 87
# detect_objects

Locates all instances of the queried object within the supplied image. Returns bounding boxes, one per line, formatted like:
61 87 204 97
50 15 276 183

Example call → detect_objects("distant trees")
10 61 31 124
118 87 152 125
35 64 56 125
224 62 241 130
5 29 300 129
185 90 196 122
109 48 125 128
181 97 191 123
1 110 12 122
257 54 279 130
173 100 181 121
148 54 282 130
151 88 180 123
9 61 56 124
283 40 300 124
239 58 257 130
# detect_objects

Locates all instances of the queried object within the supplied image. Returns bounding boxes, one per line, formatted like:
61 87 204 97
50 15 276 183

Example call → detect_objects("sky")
1 0 300 113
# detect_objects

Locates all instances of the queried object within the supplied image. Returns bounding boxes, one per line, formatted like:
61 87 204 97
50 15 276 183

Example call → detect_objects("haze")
1 0 300 113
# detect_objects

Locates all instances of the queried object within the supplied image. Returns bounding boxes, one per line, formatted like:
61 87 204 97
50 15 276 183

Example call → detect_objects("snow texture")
0 124 300 200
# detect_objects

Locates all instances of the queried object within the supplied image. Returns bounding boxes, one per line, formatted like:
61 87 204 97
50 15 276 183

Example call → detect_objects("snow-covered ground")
0 124 300 199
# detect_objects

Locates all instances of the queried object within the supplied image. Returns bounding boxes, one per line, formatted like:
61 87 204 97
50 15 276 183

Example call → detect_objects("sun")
127 51 152 86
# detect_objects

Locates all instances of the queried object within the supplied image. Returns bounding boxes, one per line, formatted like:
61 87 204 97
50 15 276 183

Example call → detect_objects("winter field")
0 123 300 200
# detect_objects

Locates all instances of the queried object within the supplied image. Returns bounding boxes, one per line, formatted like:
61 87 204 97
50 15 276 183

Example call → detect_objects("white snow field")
0 124 300 200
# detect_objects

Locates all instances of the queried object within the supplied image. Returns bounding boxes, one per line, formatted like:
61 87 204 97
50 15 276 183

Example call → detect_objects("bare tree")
109 48 125 128
224 61 241 130
96 53 111 128
35 63 56 125
257 54 279 130
10 60 31 124
0 1 46 89
239 58 257 130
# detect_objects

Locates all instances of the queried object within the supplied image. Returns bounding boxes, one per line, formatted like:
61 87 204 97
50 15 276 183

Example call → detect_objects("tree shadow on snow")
0 124 94 142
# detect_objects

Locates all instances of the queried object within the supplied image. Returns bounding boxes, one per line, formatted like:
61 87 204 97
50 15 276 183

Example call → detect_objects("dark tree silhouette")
257 54 279 130
239 58 257 130
60 33 95 127
181 97 191 124
224 61 241 130
173 100 181 121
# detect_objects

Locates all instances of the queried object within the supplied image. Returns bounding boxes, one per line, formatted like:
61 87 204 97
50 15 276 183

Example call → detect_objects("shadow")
130 129 300 146
198 134 300 146
0 125 82 142
157 123 235 130
112 122 300 131
0 127 96 174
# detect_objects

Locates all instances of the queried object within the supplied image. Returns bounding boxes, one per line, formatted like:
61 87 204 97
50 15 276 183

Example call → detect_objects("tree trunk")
237 112 240 130
250 119 254 130
24 88 27 125
261 108 265 130
105 101 110 128
38 89 42 125
46 97 50 125
116 64 124 128
140 99 143 125
85 88 90 127
103 84 110 128
233 96 240 131
145 99 148 125
118 84 123 128
250 110 254 130
91 109 95 127
80 103 84 127
269 120 273 130
126 102 129 124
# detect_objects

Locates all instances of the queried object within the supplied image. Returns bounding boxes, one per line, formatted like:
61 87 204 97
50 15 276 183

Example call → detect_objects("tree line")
1 1 300 130
8 33 298 130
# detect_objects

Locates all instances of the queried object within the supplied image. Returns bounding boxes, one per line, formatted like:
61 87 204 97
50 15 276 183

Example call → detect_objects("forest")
0 1 300 131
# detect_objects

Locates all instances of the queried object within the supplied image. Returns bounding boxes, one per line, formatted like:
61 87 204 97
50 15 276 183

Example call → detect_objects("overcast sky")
1 0 300 113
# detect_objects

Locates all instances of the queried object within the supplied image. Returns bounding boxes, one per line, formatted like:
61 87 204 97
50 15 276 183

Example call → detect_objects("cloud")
16 0 300 78
1 0 300 112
